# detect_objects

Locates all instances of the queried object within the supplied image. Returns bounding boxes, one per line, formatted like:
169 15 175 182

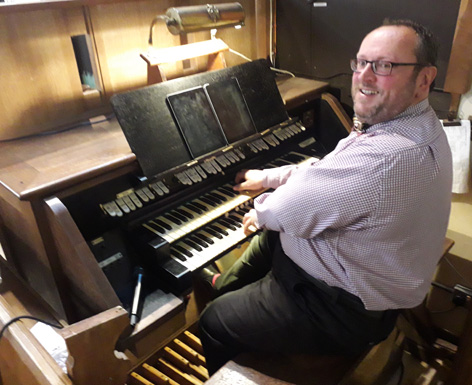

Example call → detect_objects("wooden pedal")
127 330 209 384
140 363 180 385
129 372 162 385
157 358 203 385
181 331 205 355
172 338 206 366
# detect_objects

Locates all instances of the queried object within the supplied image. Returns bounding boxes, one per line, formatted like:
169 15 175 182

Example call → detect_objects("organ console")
0 59 352 384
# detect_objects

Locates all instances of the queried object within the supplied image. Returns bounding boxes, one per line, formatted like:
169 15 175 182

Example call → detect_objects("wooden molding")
60 306 134 385
141 39 229 84
443 0 472 95
321 93 353 133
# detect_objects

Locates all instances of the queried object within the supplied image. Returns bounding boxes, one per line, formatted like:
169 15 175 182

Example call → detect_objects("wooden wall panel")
90 0 182 97
0 0 269 140
0 8 91 140
90 0 268 97
208 0 271 67
0 191 66 319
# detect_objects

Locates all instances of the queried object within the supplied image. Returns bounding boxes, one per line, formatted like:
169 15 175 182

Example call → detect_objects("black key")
219 186 237 197
205 194 221 205
147 221 166 234
218 218 237 231
205 227 223 239
185 203 203 215
237 207 250 214
225 216 242 228
176 208 194 219
154 218 172 230
195 232 215 244
164 214 182 225
231 210 244 218
174 245 193 258
209 224 228 236
192 201 208 212
190 235 209 248
200 197 217 207
228 214 243 224
171 249 186 261
215 190 234 200
234 209 246 218
183 239 203 252
283 153 304 163
170 211 188 222
209 192 227 202
204 193 221 204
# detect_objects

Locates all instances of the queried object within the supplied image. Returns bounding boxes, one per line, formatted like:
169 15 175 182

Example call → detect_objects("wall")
428 85 472 338
0 0 270 140
448 86 472 262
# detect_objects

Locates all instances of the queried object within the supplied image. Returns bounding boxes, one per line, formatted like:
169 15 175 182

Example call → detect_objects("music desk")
0 76 333 385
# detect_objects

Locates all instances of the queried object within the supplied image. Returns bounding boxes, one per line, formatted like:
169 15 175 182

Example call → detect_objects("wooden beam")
443 0 472 95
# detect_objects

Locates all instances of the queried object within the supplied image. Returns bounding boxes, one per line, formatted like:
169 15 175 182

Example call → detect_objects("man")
198 19 453 375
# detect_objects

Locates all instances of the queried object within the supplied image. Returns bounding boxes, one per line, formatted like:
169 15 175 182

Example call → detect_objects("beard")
352 74 418 125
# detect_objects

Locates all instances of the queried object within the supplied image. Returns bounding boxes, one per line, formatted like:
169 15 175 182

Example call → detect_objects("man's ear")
417 66 437 94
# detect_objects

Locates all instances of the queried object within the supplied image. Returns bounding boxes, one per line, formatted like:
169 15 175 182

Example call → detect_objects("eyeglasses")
350 58 428 76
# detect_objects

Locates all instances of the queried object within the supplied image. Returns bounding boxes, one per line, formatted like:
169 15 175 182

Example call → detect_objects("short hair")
382 19 439 91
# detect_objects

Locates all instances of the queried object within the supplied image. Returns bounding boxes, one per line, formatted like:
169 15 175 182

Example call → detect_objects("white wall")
448 86 472 261
459 85 472 119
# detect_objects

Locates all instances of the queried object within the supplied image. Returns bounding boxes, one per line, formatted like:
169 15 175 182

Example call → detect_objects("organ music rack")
0 61 351 384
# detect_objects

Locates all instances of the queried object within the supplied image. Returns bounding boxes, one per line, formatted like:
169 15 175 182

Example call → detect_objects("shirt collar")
361 98 431 134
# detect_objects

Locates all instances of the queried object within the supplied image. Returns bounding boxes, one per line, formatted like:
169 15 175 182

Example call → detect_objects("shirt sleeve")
261 164 300 189
254 144 384 239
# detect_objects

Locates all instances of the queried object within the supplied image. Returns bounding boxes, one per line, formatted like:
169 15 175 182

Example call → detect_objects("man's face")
352 26 422 126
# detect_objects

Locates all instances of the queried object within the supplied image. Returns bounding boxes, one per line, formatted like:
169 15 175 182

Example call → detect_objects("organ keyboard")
86 118 323 294
89 60 337 297
0 59 352 384
140 151 316 274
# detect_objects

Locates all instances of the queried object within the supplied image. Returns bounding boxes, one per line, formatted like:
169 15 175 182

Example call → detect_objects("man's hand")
233 169 264 192
242 209 258 236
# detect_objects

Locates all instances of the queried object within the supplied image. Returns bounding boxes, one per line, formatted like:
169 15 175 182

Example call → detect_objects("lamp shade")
165 3 245 35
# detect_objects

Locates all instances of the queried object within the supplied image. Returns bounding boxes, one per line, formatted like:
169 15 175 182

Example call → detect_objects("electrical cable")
216 25 292 78
0 315 63 342
0 113 114 143
443 256 472 287
271 68 295 77
427 281 457 313
431 281 454 293
312 72 353 81
228 48 252 63
227 48 295 78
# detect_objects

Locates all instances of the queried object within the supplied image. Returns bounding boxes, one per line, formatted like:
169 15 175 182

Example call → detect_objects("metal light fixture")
148 2 245 45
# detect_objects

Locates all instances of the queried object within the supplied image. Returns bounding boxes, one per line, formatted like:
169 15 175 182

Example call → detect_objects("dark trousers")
198 231 399 375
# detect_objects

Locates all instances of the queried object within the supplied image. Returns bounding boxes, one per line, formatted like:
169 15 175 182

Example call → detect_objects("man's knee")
198 300 228 340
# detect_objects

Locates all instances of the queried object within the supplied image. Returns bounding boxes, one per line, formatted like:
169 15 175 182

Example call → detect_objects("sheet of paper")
30 322 68 374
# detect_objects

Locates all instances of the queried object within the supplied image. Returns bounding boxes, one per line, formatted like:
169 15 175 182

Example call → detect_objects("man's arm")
233 164 300 192
252 150 382 239
233 169 264 192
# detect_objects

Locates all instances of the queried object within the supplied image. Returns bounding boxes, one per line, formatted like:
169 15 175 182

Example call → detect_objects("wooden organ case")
0 60 352 384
